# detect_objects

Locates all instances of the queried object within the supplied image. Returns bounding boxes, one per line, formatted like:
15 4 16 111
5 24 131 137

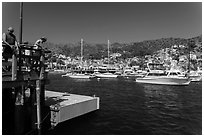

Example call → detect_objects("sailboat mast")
108 40 110 67
81 38 83 65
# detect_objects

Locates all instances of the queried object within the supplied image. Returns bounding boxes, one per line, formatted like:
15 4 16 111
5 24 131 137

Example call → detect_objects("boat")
186 45 202 82
117 68 141 80
63 39 95 79
94 40 118 79
49 69 67 74
95 72 118 78
135 70 148 77
163 68 202 82
136 70 191 85
68 73 95 79
62 72 73 77
123 68 137 75
189 70 202 82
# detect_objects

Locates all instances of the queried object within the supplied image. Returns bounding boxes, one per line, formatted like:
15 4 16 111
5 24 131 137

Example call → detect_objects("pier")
2 43 99 134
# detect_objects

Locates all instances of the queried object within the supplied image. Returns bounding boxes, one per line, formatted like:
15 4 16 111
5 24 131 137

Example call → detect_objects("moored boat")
118 69 143 80
68 73 95 79
189 71 202 82
136 70 191 85
62 72 73 77
95 72 118 78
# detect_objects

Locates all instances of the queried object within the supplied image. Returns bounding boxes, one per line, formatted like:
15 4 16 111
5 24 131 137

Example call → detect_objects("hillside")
42 35 202 59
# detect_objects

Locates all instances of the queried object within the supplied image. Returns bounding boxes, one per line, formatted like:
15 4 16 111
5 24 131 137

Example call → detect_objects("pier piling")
36 80 42 135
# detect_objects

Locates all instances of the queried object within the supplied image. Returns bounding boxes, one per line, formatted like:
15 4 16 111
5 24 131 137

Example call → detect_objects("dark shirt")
2 32 16 57
5 32 16 45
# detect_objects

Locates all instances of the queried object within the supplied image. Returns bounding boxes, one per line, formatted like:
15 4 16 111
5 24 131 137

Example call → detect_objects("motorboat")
123 69 137 75
189 71 202 82
136 70 191 85
62 72 73 77
95 72 118 79
118 69 143 80
68 73 95 79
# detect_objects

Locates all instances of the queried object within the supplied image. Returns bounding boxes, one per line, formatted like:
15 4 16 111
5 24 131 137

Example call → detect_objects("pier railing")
2 44 50 81
2 43 51 86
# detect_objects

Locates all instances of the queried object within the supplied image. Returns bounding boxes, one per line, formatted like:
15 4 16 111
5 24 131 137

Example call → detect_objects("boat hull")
136 77 191 85
95 73 118 78
68 74 95 79
117 74 143 80
62 73 72 77
189 75 202 82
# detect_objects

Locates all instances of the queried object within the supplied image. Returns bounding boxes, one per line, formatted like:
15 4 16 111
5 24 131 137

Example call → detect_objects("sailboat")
95 40 118 79
63 39 95 79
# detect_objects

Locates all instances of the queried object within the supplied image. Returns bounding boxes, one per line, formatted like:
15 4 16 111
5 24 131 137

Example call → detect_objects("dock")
45 90 99 127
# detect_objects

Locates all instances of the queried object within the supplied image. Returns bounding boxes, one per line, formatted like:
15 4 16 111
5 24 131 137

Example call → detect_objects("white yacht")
136 70 191 85
95 72 118 78
118 69 140 79
68 73 95 79
123 69 137 75
61 72 73 77
189 70 202 82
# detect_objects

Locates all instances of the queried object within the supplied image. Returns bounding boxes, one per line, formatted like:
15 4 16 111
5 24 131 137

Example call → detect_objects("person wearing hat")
2 27 18 62
33 37 47 50
32 37 47 70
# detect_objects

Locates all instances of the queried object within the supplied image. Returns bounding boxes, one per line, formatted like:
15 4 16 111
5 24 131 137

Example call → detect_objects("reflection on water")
143 84 180 108
141 83 201 134
71 78 91 82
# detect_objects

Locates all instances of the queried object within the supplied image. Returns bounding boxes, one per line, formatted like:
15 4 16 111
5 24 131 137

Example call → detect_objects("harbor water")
46 73 202 135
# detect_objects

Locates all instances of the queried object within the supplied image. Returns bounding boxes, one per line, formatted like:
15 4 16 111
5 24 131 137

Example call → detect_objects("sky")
2 2 202 44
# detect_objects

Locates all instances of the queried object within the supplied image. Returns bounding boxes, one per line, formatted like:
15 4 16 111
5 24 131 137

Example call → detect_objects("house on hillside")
179 55 187 62
190 52 197 60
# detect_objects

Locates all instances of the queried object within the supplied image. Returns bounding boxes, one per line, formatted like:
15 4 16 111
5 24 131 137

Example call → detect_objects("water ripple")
46 74 202 135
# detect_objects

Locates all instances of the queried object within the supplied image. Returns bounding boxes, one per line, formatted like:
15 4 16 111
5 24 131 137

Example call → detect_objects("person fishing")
32 37 47 71
33 37 47 50
2 27 18 62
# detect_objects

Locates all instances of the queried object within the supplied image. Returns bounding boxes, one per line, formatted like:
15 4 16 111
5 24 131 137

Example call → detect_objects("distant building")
110 53 121 58
59 54 66 59
179 55 187 62
190 53 197 60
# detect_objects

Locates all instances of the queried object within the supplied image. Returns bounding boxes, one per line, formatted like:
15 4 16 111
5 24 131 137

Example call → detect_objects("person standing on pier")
2 27 18 62
32 37 47 70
